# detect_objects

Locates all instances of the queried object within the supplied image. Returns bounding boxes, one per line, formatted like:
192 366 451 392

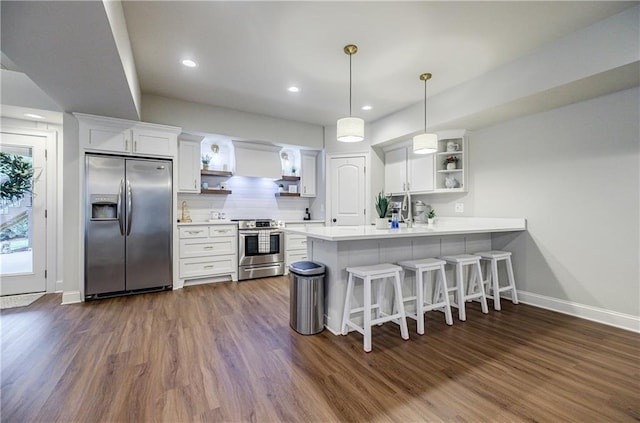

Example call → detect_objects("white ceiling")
122 1 636 126
1 1 636 128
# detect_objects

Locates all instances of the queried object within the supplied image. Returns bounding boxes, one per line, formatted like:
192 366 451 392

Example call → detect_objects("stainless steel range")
234 219 285 280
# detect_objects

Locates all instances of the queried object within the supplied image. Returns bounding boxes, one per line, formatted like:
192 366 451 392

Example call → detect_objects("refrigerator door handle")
117 179 125 235
126 179 133 236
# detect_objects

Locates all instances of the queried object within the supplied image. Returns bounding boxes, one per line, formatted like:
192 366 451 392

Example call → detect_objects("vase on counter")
446 162 456 170
427 218 435 225
375 217 389 229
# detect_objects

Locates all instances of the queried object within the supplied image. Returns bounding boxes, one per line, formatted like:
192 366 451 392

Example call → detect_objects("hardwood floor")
1 276 638 422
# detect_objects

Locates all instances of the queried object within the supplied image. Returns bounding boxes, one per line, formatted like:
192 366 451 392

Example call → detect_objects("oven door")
238 230 284 267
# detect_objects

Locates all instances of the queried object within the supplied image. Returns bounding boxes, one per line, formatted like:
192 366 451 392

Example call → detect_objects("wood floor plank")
1 276 638 422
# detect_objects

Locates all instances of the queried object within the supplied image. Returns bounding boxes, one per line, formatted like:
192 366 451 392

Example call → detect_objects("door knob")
332 218 337 223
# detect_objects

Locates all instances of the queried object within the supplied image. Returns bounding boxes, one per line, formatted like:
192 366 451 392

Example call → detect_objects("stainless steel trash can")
289 261 325 335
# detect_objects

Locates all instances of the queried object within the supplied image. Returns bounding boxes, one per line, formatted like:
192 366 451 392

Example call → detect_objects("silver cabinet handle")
125 139 129 151
203 246 214 250
134 140 137 152
194 179 197 189
203 265 214 269
187 230 203 234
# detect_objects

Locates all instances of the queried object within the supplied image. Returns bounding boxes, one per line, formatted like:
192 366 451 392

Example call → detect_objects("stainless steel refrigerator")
85 155 173 298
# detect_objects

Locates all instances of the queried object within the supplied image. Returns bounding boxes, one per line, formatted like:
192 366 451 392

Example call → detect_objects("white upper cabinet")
408 148 435 193
384 145 434 195
300 151 317 197
76 113 180 158
384 147 407 195
177 135 203 193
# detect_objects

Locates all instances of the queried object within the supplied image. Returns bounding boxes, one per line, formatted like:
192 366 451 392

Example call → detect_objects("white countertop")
285 220 325 225
282 217 526 241
177 220 237 226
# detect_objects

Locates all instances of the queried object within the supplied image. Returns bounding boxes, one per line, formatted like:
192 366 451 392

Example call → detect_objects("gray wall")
470 87 639 316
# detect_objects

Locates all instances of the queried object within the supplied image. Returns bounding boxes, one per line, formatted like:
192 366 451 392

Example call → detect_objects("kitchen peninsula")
284 217 526 334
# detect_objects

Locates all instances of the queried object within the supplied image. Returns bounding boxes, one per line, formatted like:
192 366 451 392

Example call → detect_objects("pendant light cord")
349 53 353 117
423 78 427 133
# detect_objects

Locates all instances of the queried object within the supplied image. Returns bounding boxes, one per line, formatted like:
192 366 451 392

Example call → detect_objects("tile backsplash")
178 176 311 222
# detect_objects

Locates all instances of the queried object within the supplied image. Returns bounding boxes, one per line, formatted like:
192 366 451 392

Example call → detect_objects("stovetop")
231 219 285 229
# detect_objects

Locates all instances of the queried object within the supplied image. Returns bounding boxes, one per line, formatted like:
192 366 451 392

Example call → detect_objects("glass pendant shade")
337 117 365 142
413 132 438 154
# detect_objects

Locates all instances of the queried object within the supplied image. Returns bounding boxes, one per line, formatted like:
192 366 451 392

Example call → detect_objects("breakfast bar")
284 217 527 334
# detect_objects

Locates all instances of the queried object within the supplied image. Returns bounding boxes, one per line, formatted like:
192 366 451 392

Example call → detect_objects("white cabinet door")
408 149 435 193
132 128 177 157
81 121 130 153
384 147 407 195
300 152 317 197
177 140 201 193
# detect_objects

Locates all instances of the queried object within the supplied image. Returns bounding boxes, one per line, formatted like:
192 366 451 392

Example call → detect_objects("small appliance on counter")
303 208 311 221
413 200 429 223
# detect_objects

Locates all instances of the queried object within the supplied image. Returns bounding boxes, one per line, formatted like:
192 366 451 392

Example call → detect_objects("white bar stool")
475 250 519 311
397 258 454 335
440 254 488 321
342 263 409 352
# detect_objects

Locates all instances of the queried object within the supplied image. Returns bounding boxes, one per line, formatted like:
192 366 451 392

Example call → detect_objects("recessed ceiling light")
287 86 300 93
24 113 44 119
361 105 372 111
181 59 197 68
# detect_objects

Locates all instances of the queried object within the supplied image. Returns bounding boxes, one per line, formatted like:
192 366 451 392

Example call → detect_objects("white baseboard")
61 291 82 305
516 290 640 333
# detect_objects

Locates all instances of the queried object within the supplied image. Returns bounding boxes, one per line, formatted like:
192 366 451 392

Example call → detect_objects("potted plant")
201 154 211 170
374 192 389 229
278 183 285 193
443 155 459 170
427 209 436 225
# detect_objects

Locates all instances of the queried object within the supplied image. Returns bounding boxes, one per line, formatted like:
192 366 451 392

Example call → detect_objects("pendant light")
337 44 364 142
413 72 437 154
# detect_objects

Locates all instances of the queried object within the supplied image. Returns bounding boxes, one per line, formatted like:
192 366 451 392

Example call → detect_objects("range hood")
232 141 282 179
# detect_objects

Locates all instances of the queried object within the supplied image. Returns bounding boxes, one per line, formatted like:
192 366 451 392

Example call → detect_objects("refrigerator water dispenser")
91 195 118 220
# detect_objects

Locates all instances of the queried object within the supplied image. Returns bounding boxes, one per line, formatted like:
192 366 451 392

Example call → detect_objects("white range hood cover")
232 141 282 179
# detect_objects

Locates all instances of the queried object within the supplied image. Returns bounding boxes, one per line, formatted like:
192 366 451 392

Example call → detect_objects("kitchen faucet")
401 188 412 228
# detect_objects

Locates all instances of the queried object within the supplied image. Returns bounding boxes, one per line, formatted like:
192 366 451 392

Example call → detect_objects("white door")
0 131 47 295
329 156 365 226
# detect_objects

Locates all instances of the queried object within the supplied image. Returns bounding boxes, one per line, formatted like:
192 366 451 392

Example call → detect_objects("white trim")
1 125 58 294
516 290 640 333
61 290 82 305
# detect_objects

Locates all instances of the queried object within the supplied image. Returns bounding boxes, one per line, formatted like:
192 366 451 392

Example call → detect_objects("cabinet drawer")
209 226 237 237
286 235 307 251
179 226 209 239
179 255 236 279
179 237 237 259
286 250 308 265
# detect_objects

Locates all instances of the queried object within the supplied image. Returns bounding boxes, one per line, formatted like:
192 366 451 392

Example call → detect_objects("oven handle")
238 230 283 236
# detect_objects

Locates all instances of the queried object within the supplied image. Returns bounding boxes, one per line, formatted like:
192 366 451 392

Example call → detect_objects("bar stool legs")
398 258 453 335
342 264 409 352
442 254 488 321
476 251 519 311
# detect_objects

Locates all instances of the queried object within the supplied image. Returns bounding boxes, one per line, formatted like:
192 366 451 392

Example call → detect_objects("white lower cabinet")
178 224 238 284
284 222 324 275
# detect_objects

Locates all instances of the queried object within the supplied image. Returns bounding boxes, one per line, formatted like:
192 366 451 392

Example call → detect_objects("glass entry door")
0 131 47 296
